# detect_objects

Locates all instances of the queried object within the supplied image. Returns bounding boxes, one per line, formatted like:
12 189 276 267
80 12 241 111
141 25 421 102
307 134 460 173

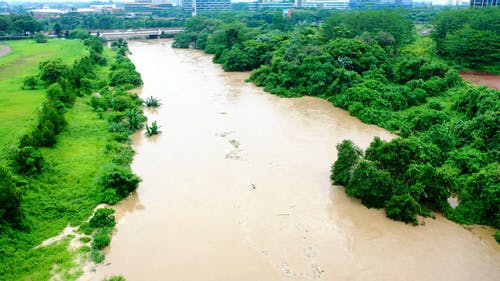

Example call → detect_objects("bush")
101 189 121 205
145 121 161 137
79 222 93 235
347 160 393 208
143 96 161 107
385 194 420 225
103 276 126 281
99 165 141 199
13 146 43 174
109 69 142 88
495 230 500 244
22 76 38 90
39 59 68 84
0 166 24 226
80 236 91 243
34 33 48 43
92 232 111 250
90 249 105 263
89 208 116 229
331 140 362 186
31 99 66 147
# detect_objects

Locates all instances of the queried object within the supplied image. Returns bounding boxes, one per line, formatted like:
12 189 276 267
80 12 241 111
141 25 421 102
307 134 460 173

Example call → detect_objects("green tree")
39 59 68 84
0 167 23 226
331 140 362 186
54 23 62 38
347 160 393 208
22 76 38 90
99 165 141 200
13 146 43 174
385 194 420 225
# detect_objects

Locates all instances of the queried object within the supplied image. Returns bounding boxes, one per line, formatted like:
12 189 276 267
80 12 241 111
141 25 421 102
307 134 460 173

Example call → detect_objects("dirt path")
460 72 500 90
0 45 12 57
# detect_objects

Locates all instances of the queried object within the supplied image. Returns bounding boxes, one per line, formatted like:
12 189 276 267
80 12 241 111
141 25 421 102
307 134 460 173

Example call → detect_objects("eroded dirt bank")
82 40 500 281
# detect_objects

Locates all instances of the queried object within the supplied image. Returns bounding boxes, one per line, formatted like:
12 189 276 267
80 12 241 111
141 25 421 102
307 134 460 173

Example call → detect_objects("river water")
459 72 500 90
86 40 500 281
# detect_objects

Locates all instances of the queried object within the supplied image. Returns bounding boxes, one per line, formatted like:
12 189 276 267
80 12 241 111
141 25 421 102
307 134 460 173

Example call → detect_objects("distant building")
29 6 65 19
249 1 295 11
304 0 350 9
90 4 120 13
182 0 231 15
125 0 174 15
76 8 99 14
470 0 498 6
349 0 412 8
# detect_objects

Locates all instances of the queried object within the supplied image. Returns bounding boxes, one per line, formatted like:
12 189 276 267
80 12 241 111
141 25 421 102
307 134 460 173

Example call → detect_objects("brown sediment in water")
459 72 500 90
80 40 500 281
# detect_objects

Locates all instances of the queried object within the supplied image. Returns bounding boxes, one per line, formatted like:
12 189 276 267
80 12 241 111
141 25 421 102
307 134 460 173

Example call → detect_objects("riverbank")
0 39 136 281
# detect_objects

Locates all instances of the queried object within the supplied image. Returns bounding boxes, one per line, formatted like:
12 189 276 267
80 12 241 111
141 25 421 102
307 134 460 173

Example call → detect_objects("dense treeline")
45 12 184 35
432 8 500 72
0 14 41 36
173 9 500 242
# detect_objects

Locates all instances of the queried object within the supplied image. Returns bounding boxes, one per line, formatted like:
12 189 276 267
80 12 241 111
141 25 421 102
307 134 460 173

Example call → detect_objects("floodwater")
460 72 500 90
85 40 500 281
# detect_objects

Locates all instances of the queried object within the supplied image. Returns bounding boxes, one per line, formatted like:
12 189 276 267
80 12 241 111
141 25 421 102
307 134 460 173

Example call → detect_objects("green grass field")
0 39 88 166
0 39 119 281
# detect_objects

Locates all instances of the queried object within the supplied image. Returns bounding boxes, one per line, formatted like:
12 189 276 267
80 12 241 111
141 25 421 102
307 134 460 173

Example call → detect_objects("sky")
3 0 463 5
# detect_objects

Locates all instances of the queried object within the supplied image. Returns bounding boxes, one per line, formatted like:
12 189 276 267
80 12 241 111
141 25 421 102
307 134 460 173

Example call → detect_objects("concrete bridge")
90 28 184 40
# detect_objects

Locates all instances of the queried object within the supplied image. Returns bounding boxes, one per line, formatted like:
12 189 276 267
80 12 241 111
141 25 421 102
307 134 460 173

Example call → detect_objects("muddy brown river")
85 40 500 281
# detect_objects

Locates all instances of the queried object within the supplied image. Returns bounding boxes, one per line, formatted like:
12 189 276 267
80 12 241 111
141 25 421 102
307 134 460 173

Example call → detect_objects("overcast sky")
2 0 456 5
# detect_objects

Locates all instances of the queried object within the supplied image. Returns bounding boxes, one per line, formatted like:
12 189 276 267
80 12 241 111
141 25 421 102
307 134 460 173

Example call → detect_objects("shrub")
101 189 121 205
143 96 161 107
79 222 93 235
79 236 91 243
495 230 500 244
124 108 146 131
145 121 161 137
331 140 362 186
39 59 68 84
103 276 126 281
347 160 393 208
99 165 141 199
89 208 116 229
90 249 105 263
34 33 48 43
22 75 38 90
109 69 142 88
0 166 24 226
79 245 91 253
385 194 420 225
13 146 43 174
92 232 111 250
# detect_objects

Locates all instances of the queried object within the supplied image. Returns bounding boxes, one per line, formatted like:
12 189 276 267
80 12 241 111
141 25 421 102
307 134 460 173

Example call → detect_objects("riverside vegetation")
0 33 144 280
173 8 500 241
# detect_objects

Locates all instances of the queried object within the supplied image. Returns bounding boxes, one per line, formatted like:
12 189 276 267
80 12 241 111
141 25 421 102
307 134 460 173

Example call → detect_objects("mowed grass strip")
0 39 88 165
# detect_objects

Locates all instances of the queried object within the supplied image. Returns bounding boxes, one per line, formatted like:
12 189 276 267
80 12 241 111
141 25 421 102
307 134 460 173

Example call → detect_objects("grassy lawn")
0 39 118 281
0 39 88 166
